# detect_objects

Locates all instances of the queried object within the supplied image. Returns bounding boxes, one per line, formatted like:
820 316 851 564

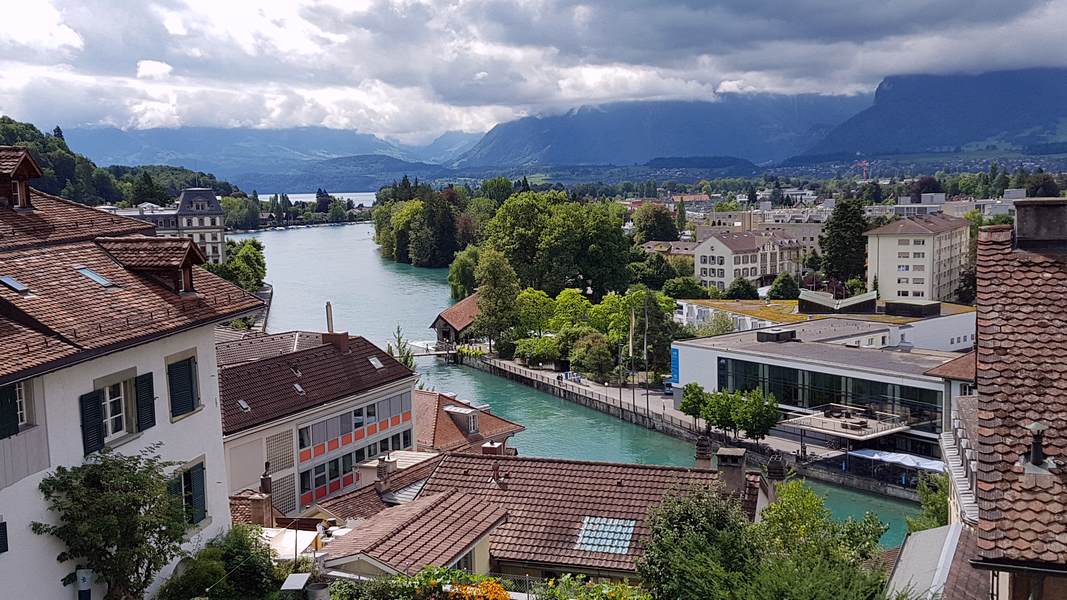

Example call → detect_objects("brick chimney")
373 454 398 492
1013 198 1067 251
695 435 712 470
716 447 746 495
248 492 274 527
482 441 503 455
323 332 350 353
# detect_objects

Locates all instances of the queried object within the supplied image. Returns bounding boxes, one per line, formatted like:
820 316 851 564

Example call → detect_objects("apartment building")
865 213 970 301
216 330 418 515
693 231 803 291
0 147 262 599
100 188 227 263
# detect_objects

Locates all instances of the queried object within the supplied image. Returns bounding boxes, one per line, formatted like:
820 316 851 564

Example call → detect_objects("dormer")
443 404 479 435
0 146 44 211
95 236 207 295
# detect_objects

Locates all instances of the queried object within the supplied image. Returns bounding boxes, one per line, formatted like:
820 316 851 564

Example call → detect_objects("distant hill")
399 131 483 163
454 95 871 167
234 154 452 193
804 68 1067 157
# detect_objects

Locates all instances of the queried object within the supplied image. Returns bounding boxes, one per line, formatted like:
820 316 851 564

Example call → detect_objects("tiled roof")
0 240 263 385
432 292 479 334
924 351 976 382
318 454 445 521
640 240 698 255
942 528 989 600
973 225 1067 566
419 453 722 573
217 336 413 435
414 390 525 452
323 490 506 575
865 213 969 236
0 189 154 251
706 230 801 253
216 330 324 367
0 146 38 175
96 235 205 269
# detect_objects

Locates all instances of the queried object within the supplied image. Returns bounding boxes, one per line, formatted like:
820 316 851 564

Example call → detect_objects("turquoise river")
233 221 917 546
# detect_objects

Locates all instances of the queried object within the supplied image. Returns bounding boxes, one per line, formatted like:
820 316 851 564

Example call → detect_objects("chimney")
260 462 273 495
482 441 503 455
373 454 398 492
767 455 786 482
325 301 335 332
1014 198 1067 251
716 447 747 495
695 435 712 470
1027 422 1048 467
491 461 507 489
323 331 350 352
248 492 274 527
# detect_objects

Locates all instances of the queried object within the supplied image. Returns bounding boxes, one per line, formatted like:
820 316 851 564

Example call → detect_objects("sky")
0 0 1065 144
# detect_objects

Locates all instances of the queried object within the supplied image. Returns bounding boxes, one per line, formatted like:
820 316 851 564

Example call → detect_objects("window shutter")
135 373 156 432
189 463 206 524
0 521 7 554
0 384 19 440
168 358 197 418
79 390 105 455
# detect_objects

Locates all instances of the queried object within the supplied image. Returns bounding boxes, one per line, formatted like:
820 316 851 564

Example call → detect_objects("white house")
0 147 262 600
865 213 970 302
693 231 803 291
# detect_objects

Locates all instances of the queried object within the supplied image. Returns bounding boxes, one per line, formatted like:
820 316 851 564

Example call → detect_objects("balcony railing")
780 403 909 440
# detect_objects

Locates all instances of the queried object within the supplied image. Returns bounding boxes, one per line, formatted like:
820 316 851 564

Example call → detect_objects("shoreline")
230 220 371 235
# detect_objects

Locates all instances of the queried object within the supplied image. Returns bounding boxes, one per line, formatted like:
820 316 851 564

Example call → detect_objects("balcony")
781 403 910 440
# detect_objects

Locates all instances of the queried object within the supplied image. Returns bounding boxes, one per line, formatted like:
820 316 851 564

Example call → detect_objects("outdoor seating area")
781 403 910 440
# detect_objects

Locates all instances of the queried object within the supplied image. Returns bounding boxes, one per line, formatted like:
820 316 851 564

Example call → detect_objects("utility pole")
643 291 650 417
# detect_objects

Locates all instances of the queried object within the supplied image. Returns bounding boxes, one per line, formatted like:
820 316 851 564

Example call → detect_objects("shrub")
514 336 560 365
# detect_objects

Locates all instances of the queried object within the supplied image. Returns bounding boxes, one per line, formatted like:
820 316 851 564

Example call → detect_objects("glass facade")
717 357 942 432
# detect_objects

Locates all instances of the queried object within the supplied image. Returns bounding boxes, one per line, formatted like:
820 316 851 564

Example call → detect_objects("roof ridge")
360 490 459 555
440 451 717 474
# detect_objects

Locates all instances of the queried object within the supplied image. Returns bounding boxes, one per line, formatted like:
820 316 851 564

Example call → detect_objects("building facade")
865 213 970 301
694 231 803 291
100 188 227 263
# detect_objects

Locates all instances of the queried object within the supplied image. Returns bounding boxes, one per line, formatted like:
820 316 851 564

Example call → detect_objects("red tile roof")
96 235 206 270
707 230 801 253
0 146 41 177
0 239 262 385
318 454 445 521
415 390 524 452
973 224 1067 566
865 213 969 236
323 490 507 575
419 453 723 574
924 351 976 382
217 336 413 435
431 292 479 334
216 330 325 367
942 528 990 600
0 189 153 251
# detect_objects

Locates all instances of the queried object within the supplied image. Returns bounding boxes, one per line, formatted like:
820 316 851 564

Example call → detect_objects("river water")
232 221 916 546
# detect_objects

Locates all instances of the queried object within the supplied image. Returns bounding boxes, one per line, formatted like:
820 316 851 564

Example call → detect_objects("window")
0 275 29 294
897 265 910 272
14 381 28 426
171 462 207 525
898 239 910 246
299 426 312 449
76 267 115 287
391 432 402 449
700 256 708 264
453 549 474 572
897 252 910 259
365 441 378 457
339 413 352 435
0 520 7 554
380 436 390 452
342 453 353 473
300 470 312 494
102 382 126 442
312 421 327 446
913 291 925 297
402 429 411 449
314 464 327 487
0 383 25 439
897 290 910 297
913 265 925 272
913 239 926 246
167 356 199 418
326 416 341 440
913 252 925 258
960 383 975 395
185 218 193 227
355 446 366 463
198 218 204 227
353 407 365 428
912 278 925 284
897 278 909 284
701 268 708 276
401 392 411 414
366 403 377 421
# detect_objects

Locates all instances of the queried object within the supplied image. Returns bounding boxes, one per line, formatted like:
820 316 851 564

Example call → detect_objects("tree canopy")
631 203 679 244
819 198 869 282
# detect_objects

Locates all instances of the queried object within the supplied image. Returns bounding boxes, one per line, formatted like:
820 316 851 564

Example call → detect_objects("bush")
724 277 759 299
534 574 650 600
662 276 710 299
569 331 615 382
514 336 560 365
157 525 280 600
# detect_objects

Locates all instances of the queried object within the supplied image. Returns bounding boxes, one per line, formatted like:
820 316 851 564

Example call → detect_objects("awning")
847 448 945 472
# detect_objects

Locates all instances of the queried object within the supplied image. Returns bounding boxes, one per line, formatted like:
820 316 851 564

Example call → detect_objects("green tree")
205 239 267 292
327 198 347 222
484 191 551 286
157 525 280 600
569 330 615 382
694 312 735 338
631 203 679 244
905 472 950 533
803 250 822 272
819 199 868 282
679 382 709 431
549 288 593 331
473 248 520 352
767 273 800 300
955 265 977 304
724 277 759 300
1026 172 1061 197
386 324 416 370
628 251 675 289
703 390 743 440
675 199 687 232
130 171 170 205
32 447 188 600
515 287 555 335
390 199 426 264
480 176 514 206
845 277 867 297
514 336 560 366
662 276 710 299
736 389 779 442
448 245 480 300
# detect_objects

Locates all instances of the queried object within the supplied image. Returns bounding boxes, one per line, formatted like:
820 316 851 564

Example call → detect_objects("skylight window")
293 383 306 396
368 357 384 369
75 267 114 287
237 399 252 413
0 275 29 294
575 517 636 554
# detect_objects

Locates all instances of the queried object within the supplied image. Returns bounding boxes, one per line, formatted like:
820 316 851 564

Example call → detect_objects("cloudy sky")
0 0 1064 143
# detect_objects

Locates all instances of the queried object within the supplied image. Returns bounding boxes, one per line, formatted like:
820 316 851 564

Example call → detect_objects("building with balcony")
99 188 227 263
865 213 970 302
0 147 262 600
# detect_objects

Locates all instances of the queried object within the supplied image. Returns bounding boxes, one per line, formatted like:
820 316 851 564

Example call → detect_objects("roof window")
237 399 252 412
575 516 636 554
369 357 384 369
0 275 29 294
293 383 306 396
75 267 114 287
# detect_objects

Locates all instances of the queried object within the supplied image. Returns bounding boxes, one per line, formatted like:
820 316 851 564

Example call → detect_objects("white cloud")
136 60 173 80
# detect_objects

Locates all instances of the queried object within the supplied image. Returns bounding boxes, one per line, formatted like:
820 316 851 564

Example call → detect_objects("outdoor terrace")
781 403 910 440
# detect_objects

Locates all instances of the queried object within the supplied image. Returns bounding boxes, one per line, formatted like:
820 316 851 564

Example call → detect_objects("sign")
670 347 679 384
77 569 92 600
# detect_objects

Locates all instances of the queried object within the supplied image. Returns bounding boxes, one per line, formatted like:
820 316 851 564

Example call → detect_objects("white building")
865 213 970 302
693 231 803 291
0 147 262 600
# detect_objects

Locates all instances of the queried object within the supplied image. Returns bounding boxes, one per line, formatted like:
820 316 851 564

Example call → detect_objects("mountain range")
57 68 1067 192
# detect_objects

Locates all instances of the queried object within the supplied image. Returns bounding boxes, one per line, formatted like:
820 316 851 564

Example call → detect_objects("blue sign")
671 347 679 384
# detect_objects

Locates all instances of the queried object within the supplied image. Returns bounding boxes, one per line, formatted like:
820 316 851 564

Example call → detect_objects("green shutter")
135 373 156 432
79 390 105 455
168 358 197 417
189 463 206 524
0 384 19 440
0 521 8 554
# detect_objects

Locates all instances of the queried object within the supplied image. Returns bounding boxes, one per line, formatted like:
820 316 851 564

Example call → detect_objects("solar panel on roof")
75 267 114 287
575 516 635 554
0 275 29 293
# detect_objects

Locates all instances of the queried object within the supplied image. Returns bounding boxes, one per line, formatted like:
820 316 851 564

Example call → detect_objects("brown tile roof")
96 235 206 270
942 528 989 600
323 490 506 575
924 351 976 382
640 240 698 256
0 189 153 251
318 454 445 521
973 224 1067 566
0 146 40 176
865 213 969 236
707 230 801 253
431 292 479 334
415 390 525 452
420 453 722 573
0 240 263 386
216 330 324 367
217 336 413 435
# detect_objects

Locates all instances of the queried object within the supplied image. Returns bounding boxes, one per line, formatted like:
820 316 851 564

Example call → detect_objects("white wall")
0 326 229 600
901 312 976 352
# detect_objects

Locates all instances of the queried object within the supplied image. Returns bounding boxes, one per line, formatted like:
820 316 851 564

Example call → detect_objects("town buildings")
865 213 970 302
414 389 524 454
99 188 227 263
216 330 418 515
693 231 804 291
0 147 262 599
